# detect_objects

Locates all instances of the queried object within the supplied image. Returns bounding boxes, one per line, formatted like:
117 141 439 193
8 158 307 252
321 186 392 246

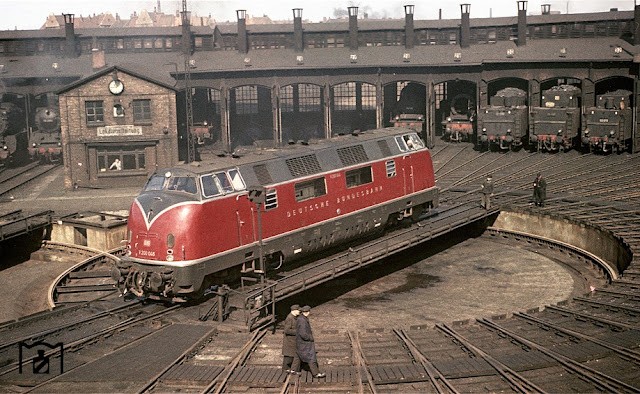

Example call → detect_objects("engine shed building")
1 2 640 188
57 66 178 189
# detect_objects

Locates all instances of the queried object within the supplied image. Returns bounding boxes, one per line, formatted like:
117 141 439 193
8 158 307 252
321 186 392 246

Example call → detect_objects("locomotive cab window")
295 177 326 202
167 176 197 194
201 169 246 198
395 133 424 152
346 166 373 188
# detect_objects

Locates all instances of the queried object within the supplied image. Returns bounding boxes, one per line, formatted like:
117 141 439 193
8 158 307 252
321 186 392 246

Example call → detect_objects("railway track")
44 241 125 306
4 141 640 392
0 161 59 199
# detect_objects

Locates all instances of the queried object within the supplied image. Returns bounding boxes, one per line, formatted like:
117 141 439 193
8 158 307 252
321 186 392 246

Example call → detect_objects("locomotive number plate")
599 118 609 123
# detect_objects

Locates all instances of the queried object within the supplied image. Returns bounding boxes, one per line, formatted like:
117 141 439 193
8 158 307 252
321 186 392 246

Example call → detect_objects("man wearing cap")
481 174 494 209
291 305 326 378
282 304 300 372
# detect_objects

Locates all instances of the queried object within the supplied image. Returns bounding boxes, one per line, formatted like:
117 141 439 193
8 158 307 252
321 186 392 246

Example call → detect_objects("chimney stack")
517 1 527 46
348 6 358 51
460 4 471 48
293 8 303 52
404 5 415 49
237 9 248 54
63 14 77 58
541 4 551 15
92 48 106 70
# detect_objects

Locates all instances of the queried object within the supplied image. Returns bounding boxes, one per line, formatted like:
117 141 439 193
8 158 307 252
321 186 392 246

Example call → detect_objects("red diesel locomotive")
112 128 439 301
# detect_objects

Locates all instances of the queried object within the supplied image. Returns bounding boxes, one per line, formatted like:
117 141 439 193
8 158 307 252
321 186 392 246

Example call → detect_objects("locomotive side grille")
253 164 273 184
337 145 368 166
377 140 392 157
286 154 322 178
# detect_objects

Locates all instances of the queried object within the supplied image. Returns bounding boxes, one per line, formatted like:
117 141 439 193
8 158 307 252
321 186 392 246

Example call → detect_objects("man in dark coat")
481 174 494 209
533 173 547 207
282 304 300 372
290 305 326 378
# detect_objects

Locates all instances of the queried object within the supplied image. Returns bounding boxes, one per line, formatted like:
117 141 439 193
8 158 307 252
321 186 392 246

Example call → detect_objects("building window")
97 146 146 172
154 38 164 49
361 83 376 110
143 39 153 49
295 177 327 202
280 85 294 113
133 99 152 122
235 86 259 115
333 82 357 111
85 101 104 124
299 84 322 112
346 166 373 188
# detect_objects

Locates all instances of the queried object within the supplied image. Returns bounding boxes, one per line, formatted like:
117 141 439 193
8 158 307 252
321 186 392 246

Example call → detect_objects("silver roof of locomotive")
160 127 424 186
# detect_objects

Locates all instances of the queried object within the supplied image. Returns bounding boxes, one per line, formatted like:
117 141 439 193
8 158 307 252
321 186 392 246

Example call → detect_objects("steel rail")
393 328 459 394
478 318 640 393
436 323 547 394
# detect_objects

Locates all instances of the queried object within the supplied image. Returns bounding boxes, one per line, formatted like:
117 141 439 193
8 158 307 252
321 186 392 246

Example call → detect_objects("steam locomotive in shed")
477 87 528 151
112 127 439 301
529 85 581 152
391 83 426 140
582 89 633 154
28 94 62 163
0 100 27 167
441 93 476 143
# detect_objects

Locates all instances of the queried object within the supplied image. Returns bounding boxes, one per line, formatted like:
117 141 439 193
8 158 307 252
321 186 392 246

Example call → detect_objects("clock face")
109 79 124 95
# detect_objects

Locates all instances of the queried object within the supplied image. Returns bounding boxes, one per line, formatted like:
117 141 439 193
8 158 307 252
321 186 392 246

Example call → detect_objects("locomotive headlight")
32 143 37 147
482 128 487 132
2 145 6 151
584 129 589 135
447 117 452 122
557 129 562 135
166 254 174 262
609 130 615 136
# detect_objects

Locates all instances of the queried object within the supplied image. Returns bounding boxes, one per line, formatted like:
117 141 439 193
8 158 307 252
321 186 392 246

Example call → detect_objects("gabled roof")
56 64 178 94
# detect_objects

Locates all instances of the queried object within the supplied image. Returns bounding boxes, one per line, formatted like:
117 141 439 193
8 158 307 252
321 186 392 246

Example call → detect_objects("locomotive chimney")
404 5 415 49
237 9 248 54
293 8 303 52
63 13 77 58
348 6 359 51
517 0 527 46
460 4 471 49
635 2 640 45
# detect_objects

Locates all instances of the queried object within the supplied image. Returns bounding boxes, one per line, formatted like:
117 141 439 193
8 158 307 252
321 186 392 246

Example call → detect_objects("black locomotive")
441 93 475 143
529 85 581 152
391 83 426 140
582 89 632 154
0 101 27 167
28 94 62 163
477 87 528 151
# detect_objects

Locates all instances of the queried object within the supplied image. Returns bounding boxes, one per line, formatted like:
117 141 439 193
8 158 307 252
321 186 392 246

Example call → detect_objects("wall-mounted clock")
109 79 124 95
